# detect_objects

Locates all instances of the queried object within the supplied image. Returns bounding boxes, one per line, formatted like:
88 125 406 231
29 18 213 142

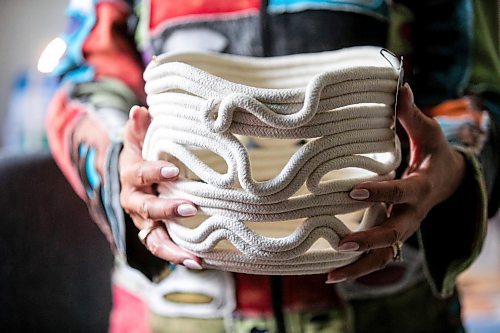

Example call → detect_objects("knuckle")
389 227 402 243
136 165 147 186
364 240 374 251
119 164 131 183
149 242 161 257
391 184 404 203
163 203 176 218
120 190 133 211
141 201 152 219
119 191 127 207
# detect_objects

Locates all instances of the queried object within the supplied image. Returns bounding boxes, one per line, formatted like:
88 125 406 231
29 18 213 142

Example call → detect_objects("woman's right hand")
119 105 202 270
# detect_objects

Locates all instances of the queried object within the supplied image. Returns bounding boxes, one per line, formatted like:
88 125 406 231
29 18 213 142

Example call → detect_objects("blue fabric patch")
268 0 389 20
79 143 88 159
85 147 101 190
52 0 98 83
78 143 101 198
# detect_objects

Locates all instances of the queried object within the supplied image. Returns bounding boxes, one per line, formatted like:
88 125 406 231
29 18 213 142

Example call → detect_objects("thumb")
127 105 151 148
397 83 445 170
397 83 434 144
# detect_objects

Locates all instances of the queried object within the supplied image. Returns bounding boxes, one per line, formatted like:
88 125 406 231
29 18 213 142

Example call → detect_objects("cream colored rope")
142 46 401 274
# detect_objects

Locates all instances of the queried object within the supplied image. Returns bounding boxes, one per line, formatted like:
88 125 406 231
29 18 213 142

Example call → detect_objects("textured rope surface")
142 46 402 274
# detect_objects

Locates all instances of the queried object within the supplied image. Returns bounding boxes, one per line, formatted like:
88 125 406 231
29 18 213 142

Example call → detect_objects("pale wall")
0 0 67 144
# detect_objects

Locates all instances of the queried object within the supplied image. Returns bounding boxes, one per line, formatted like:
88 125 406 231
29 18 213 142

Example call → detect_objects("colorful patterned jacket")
46 0 499 332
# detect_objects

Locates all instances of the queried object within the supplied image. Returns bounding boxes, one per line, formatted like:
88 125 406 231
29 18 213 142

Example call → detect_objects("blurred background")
0 0 498 332
0 0 67 150
0 1 113 332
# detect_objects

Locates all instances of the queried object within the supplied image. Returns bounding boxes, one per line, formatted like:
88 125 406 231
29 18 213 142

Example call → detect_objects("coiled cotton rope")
142 46 402 275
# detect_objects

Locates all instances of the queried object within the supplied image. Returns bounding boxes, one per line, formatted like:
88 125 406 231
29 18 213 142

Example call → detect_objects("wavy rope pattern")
142 47 402 274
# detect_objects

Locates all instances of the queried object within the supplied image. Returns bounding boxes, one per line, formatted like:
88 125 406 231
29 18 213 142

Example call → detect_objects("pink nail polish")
386 203 394 219
349 189 370 200
129 105 139 119
337 242 360 252
183 259 202 270
326 274 346 284
404 83 414 104
325 278 347 284
177 204 197 217
161 166 179 178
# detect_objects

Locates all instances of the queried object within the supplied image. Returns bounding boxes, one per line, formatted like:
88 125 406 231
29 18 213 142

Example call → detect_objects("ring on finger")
138 223 163 246
391 240 404 262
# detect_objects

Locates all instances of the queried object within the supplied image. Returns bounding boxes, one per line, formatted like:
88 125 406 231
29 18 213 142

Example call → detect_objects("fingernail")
386 203 394 219
326 274 346 284
404 83 414 104
183 259 202 270
177 204 197 217
161 166 179 178
349 189 370 200
337 242 360 252
129 105 139 119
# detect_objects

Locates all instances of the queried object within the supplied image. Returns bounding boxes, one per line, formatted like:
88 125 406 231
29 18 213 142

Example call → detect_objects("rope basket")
142 46 402 274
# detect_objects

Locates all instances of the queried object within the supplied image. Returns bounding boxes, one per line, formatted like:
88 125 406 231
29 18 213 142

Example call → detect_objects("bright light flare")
37 37 67 73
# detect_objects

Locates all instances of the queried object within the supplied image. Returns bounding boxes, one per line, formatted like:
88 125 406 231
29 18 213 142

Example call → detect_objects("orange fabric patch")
424 97 484 124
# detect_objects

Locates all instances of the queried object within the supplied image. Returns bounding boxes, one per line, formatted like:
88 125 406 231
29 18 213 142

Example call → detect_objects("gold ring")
391 240 403 262
138 224 162 246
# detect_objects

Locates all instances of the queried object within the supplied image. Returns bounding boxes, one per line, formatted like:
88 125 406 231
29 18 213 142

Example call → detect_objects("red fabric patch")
281 275 344 311
234 274 273 316
83 2 146 102
46 89 86 200
234 274 344 316
150 0 261 30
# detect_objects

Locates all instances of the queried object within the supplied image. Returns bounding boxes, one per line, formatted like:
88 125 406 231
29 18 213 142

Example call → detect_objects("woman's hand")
119 105 202 270
326 83 465 283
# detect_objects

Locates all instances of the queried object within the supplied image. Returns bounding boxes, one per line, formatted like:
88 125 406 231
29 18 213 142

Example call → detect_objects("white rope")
142 46 402 274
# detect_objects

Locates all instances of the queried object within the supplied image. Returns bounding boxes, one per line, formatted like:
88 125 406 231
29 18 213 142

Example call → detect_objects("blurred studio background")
0 0 113 332
0 0 498 332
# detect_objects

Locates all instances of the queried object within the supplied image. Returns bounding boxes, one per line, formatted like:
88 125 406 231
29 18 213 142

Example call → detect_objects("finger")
326 247 393 283
121 159 180 187
126 105 151 148
337 206 416 252
349 177 428 204
123 191 197 220
145 225 202 268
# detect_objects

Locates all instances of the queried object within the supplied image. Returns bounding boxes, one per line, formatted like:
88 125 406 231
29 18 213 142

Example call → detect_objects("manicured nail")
183 259 202 270
404 82 414 104
326 274 346 284
349 189 370 200
337 242 360 252
386 203 394 219
129 105 140 119
177 204 197 217
161 166 179 178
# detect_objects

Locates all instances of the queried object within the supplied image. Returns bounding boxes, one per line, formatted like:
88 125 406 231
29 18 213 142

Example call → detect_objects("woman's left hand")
326 83 466 283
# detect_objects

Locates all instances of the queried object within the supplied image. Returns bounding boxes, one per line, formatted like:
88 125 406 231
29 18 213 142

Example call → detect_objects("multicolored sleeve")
46 0 145 258
393 0 497 297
